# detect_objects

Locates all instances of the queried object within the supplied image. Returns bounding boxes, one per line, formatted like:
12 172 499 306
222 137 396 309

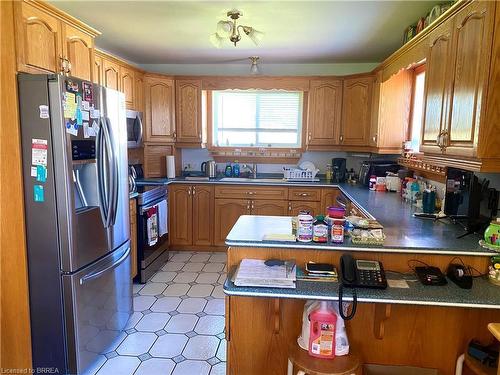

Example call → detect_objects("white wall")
139 63 379 76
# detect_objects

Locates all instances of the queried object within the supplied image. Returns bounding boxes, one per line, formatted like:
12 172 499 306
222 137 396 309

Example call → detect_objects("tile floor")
88 251 227 375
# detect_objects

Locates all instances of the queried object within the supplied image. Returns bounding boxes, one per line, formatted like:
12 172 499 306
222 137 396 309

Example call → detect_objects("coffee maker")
332 158 347 182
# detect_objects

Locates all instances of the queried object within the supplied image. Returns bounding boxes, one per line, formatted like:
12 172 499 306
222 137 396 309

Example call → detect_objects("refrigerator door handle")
105 116 119 226
79 246 130 285
96 117 108 226
101 116 116 228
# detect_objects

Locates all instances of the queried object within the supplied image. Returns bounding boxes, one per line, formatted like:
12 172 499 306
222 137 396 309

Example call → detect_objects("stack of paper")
234 259 296 289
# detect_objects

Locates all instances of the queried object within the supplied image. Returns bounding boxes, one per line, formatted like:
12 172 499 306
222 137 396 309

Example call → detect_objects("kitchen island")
223 215 500 375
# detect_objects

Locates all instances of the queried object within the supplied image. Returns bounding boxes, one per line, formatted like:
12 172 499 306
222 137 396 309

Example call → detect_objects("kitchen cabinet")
14 1 98 79
169 184 214 248
175 79 202 145
129 198 138 279
371 69 412 153
421 18 454 154
445 1 494 158
135 73 145 112
103 58 120 91
340 76 373 146
144 75 176 143
93 54 103 85
61 23 94 81
251 200 289 216
306 79 342 149
143 144 174 178
214 185 288 200
214 199 250 246
320 189 341 212
120 66 135 109
288 201 321 217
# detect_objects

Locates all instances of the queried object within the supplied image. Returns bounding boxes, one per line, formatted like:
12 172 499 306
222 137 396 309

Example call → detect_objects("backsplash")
181 149 398 176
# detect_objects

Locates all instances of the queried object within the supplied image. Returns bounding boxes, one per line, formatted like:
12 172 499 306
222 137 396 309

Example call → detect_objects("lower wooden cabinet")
288 201 321 217
129 198 138 279
251 200 289 216
320 189 341 212
214 199 250 246
169 184 214 248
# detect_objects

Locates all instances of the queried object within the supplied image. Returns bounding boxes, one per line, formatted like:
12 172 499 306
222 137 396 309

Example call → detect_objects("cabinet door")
176 80 202 144
144 76 176 143
93 54 103 85
169 185 193 246
320 189 341 212
121 66 135 109
307 79 342 147
103 58 120 90
15 1 62 74
446 1 494 158
214 199 250 246
340 77 373 146
192 185 214 246
129 199 138 278
251 200 289 216
143 144 174 178
135 73 145 112
421 19 454 154
288 201 321 217
62 23 93 81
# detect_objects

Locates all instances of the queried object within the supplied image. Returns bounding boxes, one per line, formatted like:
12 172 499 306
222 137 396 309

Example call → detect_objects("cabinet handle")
308 132 312 141
288 203 292 211
247 191 255 195
187 187 191 196
340 135 344 142
372 135 377 143
441 130 449 149
298 193 310 197
192 186 196 195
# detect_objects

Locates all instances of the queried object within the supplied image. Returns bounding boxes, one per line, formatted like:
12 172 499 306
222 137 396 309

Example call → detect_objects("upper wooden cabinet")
120 66 135 109
421 18 454 154
307 79 342 149
103 58 120 91
143 144 174 178
175 80 202 145
14 1 98 80
144 75 176 143
445 1 494 158
61 23 94 81
135 73 145 113
371 69 412 153
93 54 103 86
340 76 373 146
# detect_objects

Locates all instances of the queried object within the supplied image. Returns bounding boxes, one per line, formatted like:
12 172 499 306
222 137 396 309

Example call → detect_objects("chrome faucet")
242 163 257 179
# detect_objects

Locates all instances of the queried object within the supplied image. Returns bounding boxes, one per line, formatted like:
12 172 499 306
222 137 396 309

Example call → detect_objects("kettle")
201 160 217 178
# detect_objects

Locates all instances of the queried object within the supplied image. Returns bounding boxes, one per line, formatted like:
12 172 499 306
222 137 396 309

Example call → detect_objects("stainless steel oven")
136 185 169 283
126 110 143 148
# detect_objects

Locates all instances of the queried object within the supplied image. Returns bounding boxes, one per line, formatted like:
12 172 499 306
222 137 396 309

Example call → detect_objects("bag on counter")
297 300 350 356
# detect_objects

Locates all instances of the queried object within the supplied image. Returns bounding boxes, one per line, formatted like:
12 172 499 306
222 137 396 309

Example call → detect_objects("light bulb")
217 20 232 35
209 33 224 48
244 27 264 46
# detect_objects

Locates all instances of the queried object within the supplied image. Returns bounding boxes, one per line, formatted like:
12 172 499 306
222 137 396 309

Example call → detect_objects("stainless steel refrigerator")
17 73 132 374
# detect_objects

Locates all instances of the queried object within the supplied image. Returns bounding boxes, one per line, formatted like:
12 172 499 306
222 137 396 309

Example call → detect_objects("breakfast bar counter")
223 214 500 375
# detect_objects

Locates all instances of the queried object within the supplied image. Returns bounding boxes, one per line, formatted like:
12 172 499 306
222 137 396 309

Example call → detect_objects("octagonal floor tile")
182 335 219 360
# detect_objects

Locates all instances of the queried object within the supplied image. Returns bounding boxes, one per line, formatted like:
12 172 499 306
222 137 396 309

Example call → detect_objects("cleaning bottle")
308 301 337 359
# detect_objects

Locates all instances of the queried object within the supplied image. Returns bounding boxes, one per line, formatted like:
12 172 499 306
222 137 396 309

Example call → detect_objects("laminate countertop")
136 176 497 256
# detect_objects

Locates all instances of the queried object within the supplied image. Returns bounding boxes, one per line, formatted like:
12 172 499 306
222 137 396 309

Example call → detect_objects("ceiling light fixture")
210 9 264 47
249 56 261 75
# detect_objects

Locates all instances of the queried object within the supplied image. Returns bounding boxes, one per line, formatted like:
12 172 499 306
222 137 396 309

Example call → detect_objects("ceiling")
51 1 436 65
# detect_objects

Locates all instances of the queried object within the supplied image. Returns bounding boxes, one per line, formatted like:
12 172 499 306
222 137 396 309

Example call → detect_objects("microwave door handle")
96 118 108 226
105 117 119 226
135 114 143 145
79 247 130 285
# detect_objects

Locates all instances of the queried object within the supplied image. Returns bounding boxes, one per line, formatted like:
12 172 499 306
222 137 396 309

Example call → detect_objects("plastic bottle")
331 219 345 244
224 163 232 177
308 301 337 359
297 212 314 242
325 165 333 183
313 215 328 243
369 175 377 191
232 163 240 177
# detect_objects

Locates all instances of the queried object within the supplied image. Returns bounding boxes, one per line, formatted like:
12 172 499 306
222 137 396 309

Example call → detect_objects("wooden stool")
287 343 362 375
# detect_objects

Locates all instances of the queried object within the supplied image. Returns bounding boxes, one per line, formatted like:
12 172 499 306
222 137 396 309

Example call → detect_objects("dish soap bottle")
233 162 240 177
224 163 232 177
308 301 337 359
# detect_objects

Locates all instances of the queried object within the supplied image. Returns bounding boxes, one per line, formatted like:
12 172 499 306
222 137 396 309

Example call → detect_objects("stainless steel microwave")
126 110 143 148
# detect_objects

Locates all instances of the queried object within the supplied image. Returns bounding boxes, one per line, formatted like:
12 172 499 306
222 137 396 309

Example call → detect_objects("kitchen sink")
219 177 286 183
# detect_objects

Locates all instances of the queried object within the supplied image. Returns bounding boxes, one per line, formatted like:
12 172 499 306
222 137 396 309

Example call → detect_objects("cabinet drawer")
288 201 322 217
288 188 321 202
215 185 288 200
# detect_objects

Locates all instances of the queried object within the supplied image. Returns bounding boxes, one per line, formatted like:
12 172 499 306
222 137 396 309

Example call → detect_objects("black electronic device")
358 160 400 186
447 264 473 289
444 167 481 221
332 158 347 182
415 266 447 286
306 262 335 274
338 254 387 321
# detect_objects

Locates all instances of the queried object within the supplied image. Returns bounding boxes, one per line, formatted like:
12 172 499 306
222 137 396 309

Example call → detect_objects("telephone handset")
338 254 388 320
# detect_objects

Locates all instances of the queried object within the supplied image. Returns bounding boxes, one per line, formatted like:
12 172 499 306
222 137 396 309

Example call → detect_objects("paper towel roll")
166 155 175 179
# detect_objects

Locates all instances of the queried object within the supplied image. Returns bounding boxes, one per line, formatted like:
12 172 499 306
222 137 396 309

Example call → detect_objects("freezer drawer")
63 242 132 374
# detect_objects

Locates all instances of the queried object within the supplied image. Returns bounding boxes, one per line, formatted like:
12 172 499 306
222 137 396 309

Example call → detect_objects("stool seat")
288 343 362 375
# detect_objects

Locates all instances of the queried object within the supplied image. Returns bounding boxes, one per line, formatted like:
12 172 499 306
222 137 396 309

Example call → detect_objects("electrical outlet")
182 163 192 170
